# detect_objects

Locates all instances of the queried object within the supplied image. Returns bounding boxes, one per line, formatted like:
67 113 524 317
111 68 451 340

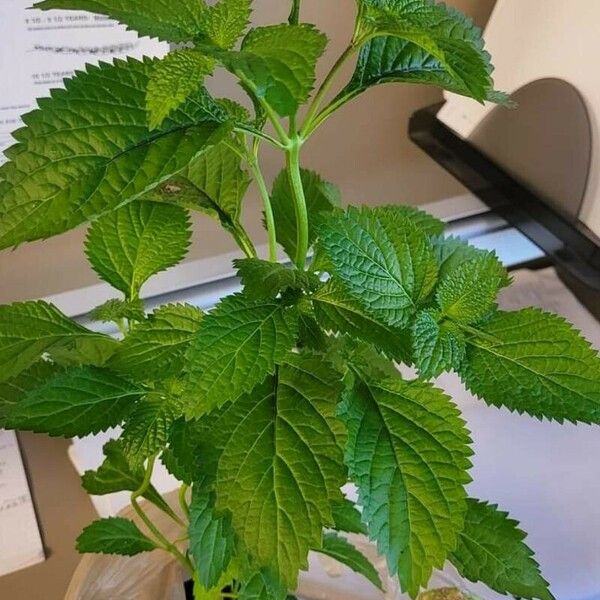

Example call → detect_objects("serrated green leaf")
161 418 204 485
235 258 318 300
121 392 182 466
34 0 206 43
195 0 252 49
76 517 157 556
343 0 506 104
88 298 146 325
436 254 506 325
85 201 191 299
189 487 236 590
147 49 215 130
317 533 383 590
312 279 412 363
0 57 229 250
184 294 298 418
215 355 346 586
450 499 554 600
8 367 142 437
0 301 117 382
110 304 203 381
0 362 60 427
373 205 445 237
82 439 174 516
341 372 472 597
226 24 327 116
412 310 466 379
270 169 340 259
461 308 600 423
317 207 421 327
331 498 368 536
239 569 288 600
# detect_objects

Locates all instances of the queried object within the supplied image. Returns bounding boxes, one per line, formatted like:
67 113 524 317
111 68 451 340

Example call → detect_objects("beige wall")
0 0 496 303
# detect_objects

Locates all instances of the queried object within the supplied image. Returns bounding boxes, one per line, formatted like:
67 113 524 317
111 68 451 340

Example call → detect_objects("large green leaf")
0 57 229 250
76 517 157 556
461 308 600 423
318 207 433 328
450 499 553 600
0 301 116 382
85 201 191 299
215 356 346 586
147 50 215 130
8 367 142 437
316 533 383 590
33 0 211 44
312 279 412 363
270 168 340 259
341 371 472 597
226 24 327 116
110 304 203 381
0 362 60 427
189 487 236 590
184 294 298 418
342 0 506 104
82 439 174 516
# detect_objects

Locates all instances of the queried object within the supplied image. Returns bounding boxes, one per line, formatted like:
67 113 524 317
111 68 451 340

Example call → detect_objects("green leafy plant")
0 1 597 599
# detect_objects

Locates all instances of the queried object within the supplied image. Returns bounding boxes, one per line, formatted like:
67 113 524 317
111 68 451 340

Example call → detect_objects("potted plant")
1 1 597 598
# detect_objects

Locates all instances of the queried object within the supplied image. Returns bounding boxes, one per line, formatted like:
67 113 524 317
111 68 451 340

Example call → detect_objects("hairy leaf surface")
341 372 472 597
0 301 116 382
0 57 228 249
111 304 203 381
76 517 156 556
184 294 298 417
8 367 142 437
450 499 553 600
461 309 600 423
215 356 346 585
271 168 340 259
86 201 191 298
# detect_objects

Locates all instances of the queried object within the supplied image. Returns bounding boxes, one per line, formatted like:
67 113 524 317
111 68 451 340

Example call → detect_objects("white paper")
0 430 45 576
0 1 168 157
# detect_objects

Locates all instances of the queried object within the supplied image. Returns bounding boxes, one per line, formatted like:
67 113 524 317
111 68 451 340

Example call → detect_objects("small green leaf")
121 392 182 466
34 0 206 43
341 371 472 597
239 569 288 600
85 201 191 299
317 533 383 590
373 205 445 237
436 254 507 324
450 499 554 600
88 298 146 325
0 362 60 427
0 57 229 249
82 439 174 516
76 517 157 556
110 304 203 381
215 355 346 586
227 24 327 116
345 0 506 104
461 308 600 423
195 0 252 49
8 367 142 437
147 49 215 130
312 279 412 363
235 258 318 300
331 498 367 536
270 169 340 259
189 487 236 590
161 419 204 485
0 301 116 382
317 207 416 327
412 310 466 379
184 294 298 418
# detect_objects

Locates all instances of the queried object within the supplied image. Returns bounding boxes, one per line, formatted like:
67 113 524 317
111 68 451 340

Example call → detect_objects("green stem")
131 456 194 576
233 125 284 149
248 150 278 262
301 44 357 138
230 224 257 259
289 0 300 24
179 484 191 518
286 137 309 269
